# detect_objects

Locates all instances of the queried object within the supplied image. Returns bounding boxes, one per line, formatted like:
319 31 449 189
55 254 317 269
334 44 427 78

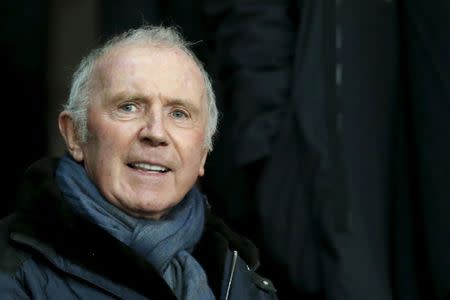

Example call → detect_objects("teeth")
131 163 168 172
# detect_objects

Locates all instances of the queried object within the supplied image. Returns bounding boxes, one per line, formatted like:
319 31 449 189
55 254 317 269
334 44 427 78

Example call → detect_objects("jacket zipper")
224 250 238 300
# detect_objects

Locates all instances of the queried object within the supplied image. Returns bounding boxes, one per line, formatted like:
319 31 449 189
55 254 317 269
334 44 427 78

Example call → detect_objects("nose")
138 108 168 146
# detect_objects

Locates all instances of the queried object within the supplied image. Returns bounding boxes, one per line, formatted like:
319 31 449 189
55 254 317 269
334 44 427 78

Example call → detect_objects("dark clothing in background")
0 158 277 299
99 0 208 63
399 1 450 299
202 0 450 299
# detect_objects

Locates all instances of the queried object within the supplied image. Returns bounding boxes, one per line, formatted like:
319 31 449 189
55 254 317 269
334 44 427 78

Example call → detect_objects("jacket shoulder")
231 254 278 299
0 214 32 274
199 209 278 298
204 208 260 269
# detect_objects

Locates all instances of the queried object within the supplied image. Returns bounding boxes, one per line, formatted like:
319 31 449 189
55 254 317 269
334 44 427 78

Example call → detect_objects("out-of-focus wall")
47 0 99 156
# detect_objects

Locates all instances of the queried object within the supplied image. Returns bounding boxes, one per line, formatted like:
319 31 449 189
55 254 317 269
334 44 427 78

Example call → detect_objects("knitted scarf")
55 154 215 300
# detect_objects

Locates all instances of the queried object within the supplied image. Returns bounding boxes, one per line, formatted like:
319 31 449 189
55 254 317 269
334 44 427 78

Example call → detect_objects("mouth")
127 162 171 173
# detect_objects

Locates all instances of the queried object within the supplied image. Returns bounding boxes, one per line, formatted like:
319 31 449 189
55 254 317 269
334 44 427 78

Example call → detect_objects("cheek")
82 135 121 190
91 120 134 151
183 134 207 169
82 123 131 170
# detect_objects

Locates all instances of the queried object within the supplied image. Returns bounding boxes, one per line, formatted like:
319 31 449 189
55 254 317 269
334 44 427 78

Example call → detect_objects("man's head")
58 26 218 219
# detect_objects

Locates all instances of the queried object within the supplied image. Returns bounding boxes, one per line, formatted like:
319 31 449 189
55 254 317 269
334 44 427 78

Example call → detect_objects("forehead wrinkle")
169 49 208 114
90 50 141 104
86 60 110 104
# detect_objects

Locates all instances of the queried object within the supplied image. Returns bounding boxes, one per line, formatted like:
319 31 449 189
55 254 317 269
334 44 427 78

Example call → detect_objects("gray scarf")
55 154 215 300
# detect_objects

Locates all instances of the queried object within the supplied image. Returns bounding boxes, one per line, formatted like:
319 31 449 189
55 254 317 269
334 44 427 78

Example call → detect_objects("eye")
119 103 137 113
170 109 189 120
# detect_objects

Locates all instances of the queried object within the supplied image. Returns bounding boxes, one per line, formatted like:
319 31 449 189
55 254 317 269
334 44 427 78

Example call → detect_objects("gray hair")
64 25 218 151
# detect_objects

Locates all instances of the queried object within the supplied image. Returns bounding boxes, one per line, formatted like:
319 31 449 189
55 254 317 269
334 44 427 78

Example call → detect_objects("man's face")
76 45 207 219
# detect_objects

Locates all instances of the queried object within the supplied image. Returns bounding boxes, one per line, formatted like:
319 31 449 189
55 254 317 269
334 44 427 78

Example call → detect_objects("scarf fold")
55 154 215 300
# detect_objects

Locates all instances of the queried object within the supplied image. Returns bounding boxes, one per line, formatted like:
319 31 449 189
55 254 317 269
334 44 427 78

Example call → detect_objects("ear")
58 112 84 162
198 149 208 177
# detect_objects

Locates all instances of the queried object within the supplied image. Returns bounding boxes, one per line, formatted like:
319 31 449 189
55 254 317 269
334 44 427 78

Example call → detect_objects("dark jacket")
0 158 277 300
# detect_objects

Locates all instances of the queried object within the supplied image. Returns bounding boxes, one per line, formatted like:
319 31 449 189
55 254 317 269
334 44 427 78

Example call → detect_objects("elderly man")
0 26 277 300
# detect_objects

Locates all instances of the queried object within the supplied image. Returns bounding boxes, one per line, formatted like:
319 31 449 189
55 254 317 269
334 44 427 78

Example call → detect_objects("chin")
126 197 176 219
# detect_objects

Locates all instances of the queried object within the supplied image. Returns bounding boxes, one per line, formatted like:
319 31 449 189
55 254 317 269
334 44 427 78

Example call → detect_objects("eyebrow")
107 91 142 104
165 98 201 116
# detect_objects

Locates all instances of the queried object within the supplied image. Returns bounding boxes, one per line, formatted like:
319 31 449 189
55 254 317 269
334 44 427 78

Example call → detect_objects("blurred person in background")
202 0 450 299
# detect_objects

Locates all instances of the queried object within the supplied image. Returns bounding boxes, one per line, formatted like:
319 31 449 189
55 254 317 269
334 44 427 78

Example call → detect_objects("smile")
128 162 170 173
